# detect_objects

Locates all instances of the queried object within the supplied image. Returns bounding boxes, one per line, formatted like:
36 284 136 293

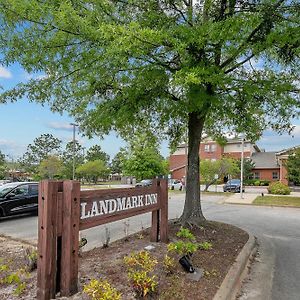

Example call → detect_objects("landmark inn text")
80 193 158 219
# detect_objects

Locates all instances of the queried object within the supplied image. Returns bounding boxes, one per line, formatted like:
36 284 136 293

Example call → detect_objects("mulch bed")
0 221 248 300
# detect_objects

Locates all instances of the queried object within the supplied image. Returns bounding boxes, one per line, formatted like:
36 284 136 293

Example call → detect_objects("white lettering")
131 196 138 208
151 193 158 204
108 199 117 213
145 194 150 205
91 201 100 216
80 202 91 219
100 200 108 215
138 195 144 207
116 197 126 211
126 197 132 209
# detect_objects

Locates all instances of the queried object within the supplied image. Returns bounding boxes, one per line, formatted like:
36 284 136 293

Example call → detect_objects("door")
5 184 31 215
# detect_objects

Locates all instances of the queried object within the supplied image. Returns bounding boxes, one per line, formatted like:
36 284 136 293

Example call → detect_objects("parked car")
223 179 245 193
168 179 183 191
135 179 153 187
0 182 38 218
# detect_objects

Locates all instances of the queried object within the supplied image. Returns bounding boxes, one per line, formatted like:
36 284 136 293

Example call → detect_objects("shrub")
83 279 121 300
0 263 29 296
163 255 176 274
124 251 158 298
268 181 291 195
198 241 213 250
254 180 261 186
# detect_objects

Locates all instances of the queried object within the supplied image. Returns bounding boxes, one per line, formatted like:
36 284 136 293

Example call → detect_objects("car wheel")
179 186 182 191
171 186 174 190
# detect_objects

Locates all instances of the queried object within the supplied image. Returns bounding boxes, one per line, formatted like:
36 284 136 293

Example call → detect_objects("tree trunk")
179 112 206 226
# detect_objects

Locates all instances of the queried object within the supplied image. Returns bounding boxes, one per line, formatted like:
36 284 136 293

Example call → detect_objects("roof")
251 152 279 169
276 145 300 156
170 165 186 172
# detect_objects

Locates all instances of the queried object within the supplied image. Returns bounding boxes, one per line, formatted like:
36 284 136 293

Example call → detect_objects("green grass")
253 196 300 207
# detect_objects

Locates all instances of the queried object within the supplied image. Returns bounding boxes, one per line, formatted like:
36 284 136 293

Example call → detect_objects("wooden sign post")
37 179 168 300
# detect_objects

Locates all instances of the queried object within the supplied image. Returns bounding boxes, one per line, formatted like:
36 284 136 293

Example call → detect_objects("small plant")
163 254 176 275
168 227 198 256
0 262 29 296
83 278 122 300
198 241 213 250
24 247 38 272
176 227 196 240
167 240 198 256
124 251 158 298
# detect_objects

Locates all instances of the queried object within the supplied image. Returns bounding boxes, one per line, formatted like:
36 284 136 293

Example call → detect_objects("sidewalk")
224 191 300 205
223 192 259 204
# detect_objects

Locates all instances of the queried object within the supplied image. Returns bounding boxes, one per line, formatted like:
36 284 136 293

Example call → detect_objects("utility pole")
70 123 78 180
240 133 245 199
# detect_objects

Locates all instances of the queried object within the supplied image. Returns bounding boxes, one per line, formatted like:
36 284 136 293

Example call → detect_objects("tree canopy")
19 133 62 172
122 134 168 181
200 157 239 191
86 145 110 165
285 148 300 185
0 0 299 225
76 159 109 183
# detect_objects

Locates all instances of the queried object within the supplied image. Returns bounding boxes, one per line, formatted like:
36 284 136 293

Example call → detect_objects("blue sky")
0 65 299 161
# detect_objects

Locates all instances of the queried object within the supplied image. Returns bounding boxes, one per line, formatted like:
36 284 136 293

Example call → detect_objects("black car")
223 179 245 193
0 182 38 217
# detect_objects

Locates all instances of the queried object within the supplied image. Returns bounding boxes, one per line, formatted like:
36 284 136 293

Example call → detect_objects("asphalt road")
0 192 299 299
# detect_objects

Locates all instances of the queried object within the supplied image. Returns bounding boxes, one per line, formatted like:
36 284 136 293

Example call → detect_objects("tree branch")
224 53 255 74
219 0 285 69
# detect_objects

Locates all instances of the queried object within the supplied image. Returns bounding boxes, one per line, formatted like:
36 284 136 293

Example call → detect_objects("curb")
213 234 257 300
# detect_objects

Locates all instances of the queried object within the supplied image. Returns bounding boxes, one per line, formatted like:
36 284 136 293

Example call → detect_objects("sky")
0 64 299 161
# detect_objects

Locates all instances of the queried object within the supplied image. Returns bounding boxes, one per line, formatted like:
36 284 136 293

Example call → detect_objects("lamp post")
70 123 78 180
240 133 245 199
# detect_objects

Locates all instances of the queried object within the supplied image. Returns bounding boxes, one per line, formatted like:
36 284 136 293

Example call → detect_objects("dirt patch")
0 221 248 300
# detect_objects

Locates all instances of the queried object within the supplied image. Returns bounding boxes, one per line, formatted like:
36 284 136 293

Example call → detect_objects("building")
169 137 298 185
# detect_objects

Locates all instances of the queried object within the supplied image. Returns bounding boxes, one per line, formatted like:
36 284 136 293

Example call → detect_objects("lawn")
253 196 300 207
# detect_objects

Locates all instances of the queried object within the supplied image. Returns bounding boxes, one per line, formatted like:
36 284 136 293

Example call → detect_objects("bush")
83 279 121 300
254 180 261 186
124 251 158 298
268 181 291 195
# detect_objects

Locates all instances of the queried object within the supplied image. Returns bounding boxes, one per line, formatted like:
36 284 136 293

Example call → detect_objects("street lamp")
70 123 78 180
240 133 245 199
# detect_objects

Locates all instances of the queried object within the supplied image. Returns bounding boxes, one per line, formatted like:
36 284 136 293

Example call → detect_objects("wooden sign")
37 179 168 300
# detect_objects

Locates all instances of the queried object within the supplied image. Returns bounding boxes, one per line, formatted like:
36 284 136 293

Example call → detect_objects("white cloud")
0 139 26 158
47 122 74 131
257 125 300 151
0 66 12 79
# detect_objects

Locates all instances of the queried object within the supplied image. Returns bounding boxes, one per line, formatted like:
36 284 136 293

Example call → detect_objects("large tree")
19 134 62 173
62 140 85 179
76 160 109 183
37 155 64 179
122 134 168 181
0 1 299 225
86 145 110 165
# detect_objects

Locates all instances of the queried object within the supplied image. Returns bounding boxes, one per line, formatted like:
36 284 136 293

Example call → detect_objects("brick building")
169 137 297 184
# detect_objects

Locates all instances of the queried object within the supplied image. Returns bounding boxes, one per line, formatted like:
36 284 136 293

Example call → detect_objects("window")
211 144 216 152
13 185 29 196
272 172 279 180
29 184 38 196
204 144 210 152
253 172 260 179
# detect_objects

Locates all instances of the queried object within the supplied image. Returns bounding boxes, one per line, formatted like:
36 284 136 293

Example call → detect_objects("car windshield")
0 183 19 197
229 179 240 184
